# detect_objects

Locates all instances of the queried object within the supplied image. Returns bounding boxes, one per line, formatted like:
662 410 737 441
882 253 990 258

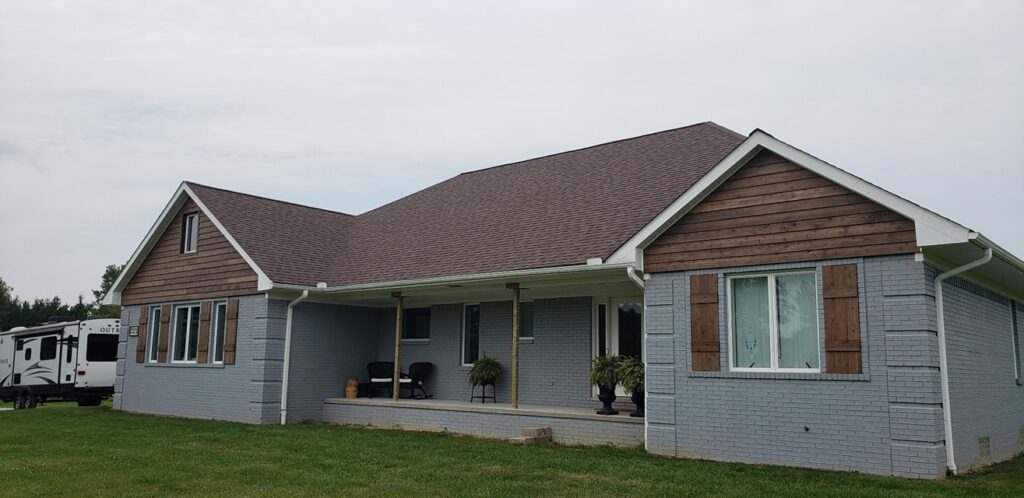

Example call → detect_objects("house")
105 122 1024 479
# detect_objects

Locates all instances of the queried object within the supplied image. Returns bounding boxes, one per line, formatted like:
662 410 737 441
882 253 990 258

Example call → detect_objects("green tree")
90 264 124 319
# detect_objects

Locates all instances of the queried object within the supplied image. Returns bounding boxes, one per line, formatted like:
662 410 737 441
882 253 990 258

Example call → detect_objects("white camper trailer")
0 319 119 409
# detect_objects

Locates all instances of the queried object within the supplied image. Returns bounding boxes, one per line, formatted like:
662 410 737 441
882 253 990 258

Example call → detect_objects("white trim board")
104 182 272 305
608 129 977 267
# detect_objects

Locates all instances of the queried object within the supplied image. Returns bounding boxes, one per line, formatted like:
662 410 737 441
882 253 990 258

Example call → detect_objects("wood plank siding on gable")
121 198 259 306
644 151 919 273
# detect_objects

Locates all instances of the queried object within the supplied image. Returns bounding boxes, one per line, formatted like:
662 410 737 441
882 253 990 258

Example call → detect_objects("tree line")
0 265 123 331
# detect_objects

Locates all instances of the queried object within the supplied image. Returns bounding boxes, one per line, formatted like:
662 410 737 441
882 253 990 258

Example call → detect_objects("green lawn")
1 404 1022 497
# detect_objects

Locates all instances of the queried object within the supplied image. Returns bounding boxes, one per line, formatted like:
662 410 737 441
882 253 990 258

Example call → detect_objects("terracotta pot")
345 385 359 399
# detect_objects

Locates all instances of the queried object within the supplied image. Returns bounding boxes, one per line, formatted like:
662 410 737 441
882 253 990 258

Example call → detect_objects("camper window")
86 334 118 362
41 337 57 360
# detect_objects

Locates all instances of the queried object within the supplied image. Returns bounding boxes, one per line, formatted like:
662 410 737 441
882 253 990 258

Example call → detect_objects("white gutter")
626 266 645 290
280 290 310 425
935 246 993 474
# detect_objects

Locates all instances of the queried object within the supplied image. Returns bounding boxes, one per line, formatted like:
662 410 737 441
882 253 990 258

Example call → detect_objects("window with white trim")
147 306 161 363
212 301 227 364
462 304 480 365
171 304 201 363
181 213 198 253
1012 301 1021 384
728 271 820 372
520 302 534 340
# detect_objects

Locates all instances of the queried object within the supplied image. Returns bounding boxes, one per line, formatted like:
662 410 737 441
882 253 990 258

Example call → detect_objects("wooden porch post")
508 283 520 409
392 292 403 401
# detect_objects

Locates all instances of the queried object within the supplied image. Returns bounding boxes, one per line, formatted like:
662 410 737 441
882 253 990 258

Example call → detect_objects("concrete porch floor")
322 397 644 446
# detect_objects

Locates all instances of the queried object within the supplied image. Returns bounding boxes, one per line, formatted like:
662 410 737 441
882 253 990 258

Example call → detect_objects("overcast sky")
1 1 1021 303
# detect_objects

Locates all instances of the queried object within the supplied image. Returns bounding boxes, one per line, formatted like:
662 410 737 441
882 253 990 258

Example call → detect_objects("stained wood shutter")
135 307 149 363
157 304 172 363
690 274 721 371
823 264 862 373
223 298 239 365
197 301 212 363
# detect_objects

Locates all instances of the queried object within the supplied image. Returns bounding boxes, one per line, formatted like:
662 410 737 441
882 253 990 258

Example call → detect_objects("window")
41 337 57 361
402 307 431 341
212 301 227 364
462 304 480 365
181 213 199 253
24 347 32 361
172 304 201 363
148 306 161 362
1013 301 1021 384
86 335 118 362
729 271 820 372
596 303 607 356
66 336 75 363
520 302 535 339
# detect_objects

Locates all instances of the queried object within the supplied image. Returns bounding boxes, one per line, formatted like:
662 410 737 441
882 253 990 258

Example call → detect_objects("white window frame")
519 300 535 342
182 213 198 253
171 303 201 364
727 270 821 373
211 301 227 364
147 306 161 363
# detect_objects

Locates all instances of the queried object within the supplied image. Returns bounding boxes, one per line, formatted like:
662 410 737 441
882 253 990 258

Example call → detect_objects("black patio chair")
403 362 433 399
366 362 409 398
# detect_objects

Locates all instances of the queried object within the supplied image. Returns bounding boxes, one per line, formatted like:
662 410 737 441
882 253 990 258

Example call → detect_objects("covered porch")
274 262 647 442
323 397 644 447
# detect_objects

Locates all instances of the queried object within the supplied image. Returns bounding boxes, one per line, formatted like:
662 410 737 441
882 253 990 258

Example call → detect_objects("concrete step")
518 426 552 440
509 435 549 445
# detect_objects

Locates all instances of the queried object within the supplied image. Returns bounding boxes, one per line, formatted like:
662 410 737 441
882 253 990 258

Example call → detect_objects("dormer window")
181 213 199 253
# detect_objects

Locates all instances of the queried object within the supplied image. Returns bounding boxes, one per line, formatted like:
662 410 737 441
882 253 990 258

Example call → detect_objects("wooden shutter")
135 307 149 363
223 298 239 365
823 264 862 373
690 274 721 371
197 301 212 363
157 304 172 363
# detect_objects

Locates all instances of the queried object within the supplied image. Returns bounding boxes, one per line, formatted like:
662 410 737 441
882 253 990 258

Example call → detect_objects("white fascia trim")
607 130 975 267
183 184 273 291
104 183 272 305
272 262 635 295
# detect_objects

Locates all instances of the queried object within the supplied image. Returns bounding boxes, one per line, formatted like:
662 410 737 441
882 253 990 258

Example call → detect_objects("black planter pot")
596 386 618 415
629 389 645 418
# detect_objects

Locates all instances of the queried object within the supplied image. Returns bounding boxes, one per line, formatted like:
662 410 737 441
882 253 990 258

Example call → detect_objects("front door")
594 297 643 396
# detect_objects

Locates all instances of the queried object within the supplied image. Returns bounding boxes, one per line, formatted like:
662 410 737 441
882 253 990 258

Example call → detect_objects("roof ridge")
357 121 741 218
185 181 355 217
457 121 740 176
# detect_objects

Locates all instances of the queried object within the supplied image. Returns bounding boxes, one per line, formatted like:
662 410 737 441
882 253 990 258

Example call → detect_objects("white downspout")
626 266 645 290
935 246 992 474
280 290 309 425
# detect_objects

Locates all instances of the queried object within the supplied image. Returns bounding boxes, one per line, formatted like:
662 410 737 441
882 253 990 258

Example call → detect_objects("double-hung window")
462 304 480 366
1012 301 1021 384
172 304 201 363
147 306 161 363
181 213 198 253
520 302 534 340
211 301 228 364
729 271 820 372
402 307 431 341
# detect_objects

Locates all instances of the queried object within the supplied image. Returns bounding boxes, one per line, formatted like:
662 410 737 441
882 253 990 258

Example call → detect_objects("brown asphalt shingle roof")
187 122 744 287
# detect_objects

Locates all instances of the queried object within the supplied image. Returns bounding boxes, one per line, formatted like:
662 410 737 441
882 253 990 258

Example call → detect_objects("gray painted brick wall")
115 294 283 424
645 255 947 478
375 297 596 408
940 274 1024 471
285 301 379 422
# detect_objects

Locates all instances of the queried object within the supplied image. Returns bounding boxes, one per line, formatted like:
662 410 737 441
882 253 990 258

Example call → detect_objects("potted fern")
618 357 645 418
590 355 622 415
468 355 502 387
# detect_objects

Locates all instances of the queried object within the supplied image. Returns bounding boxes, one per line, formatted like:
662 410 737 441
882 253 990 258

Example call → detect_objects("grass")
1 403 1023 497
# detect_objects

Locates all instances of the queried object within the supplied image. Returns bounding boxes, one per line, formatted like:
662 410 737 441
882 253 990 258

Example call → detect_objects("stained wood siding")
690 274 721 371
121 198 259 306
645 151 919 273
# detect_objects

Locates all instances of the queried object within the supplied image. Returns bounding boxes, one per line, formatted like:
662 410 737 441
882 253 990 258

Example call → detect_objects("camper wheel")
13 389 36 410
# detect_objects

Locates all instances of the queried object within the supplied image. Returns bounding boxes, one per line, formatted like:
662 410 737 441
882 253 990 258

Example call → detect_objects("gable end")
644 150 919 273
120 197 259 306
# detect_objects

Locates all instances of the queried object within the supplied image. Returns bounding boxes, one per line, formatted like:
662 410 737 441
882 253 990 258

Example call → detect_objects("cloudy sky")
0 1 1021 302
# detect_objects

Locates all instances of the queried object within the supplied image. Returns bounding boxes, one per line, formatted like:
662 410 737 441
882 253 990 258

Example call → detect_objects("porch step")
510 426 552 444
